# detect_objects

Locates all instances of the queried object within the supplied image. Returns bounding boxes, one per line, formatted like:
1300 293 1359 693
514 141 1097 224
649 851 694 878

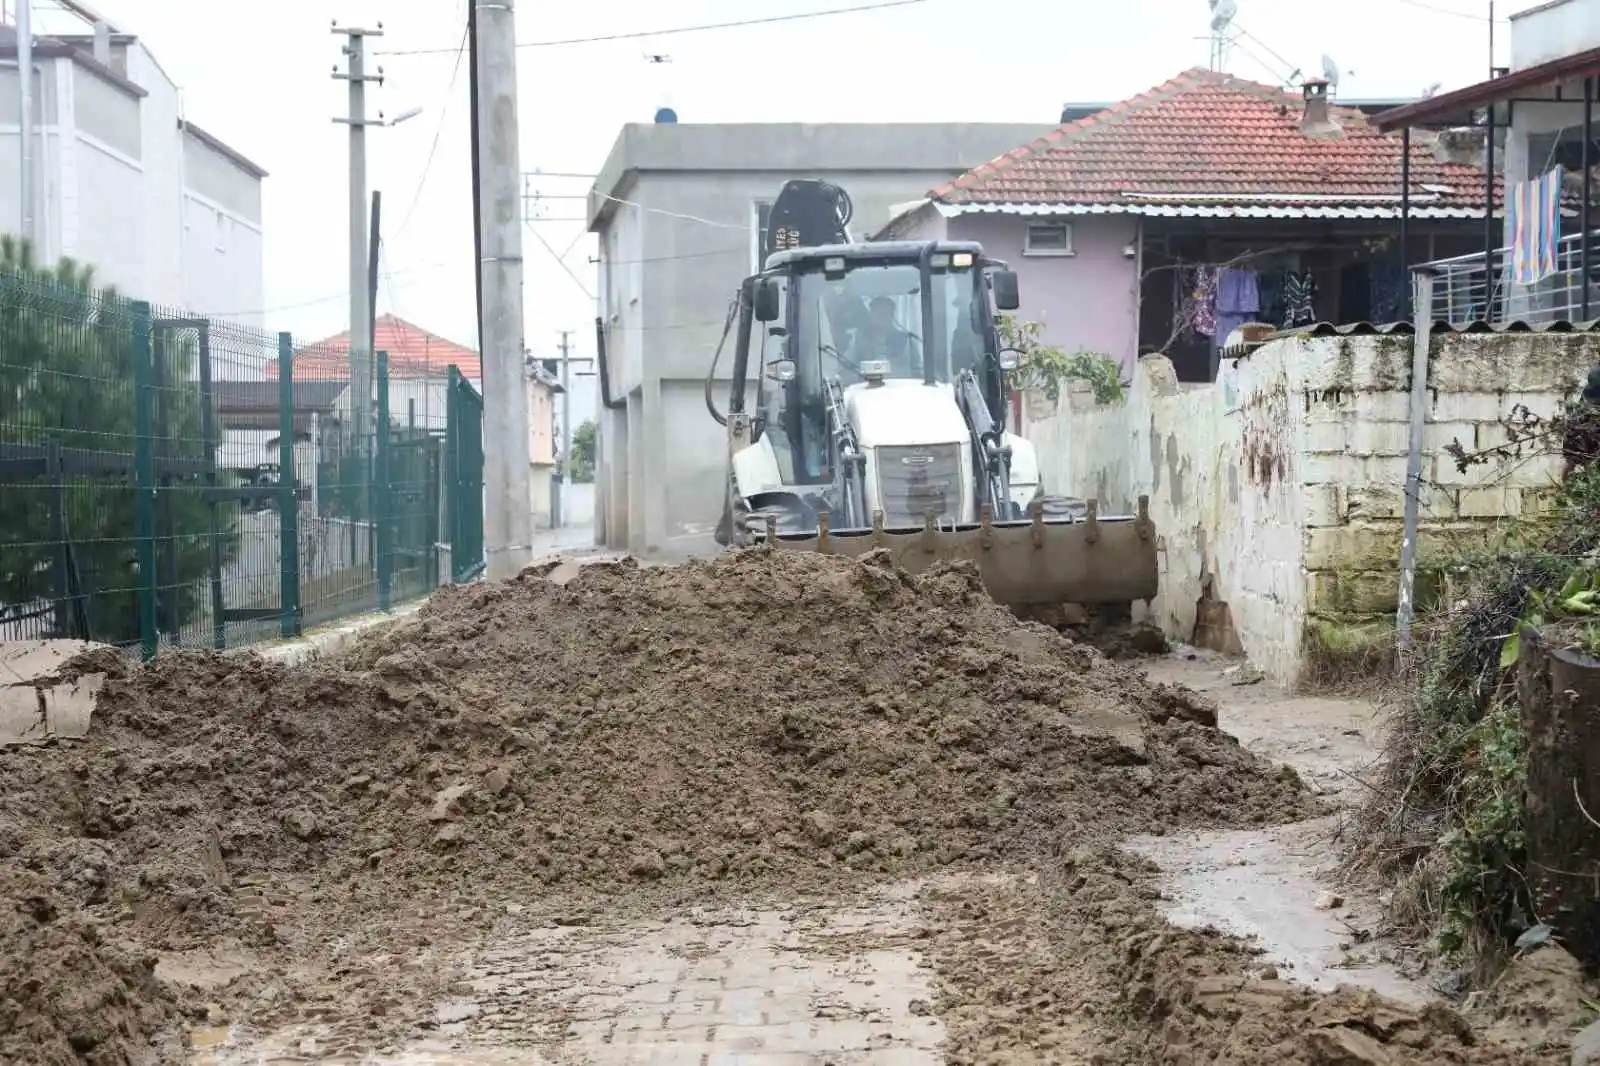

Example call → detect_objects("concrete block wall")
1296 332 1586 656
1021 332 1594 685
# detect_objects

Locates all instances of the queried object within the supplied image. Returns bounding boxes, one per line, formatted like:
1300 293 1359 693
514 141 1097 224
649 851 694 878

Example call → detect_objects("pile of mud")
925 848 1564 1065
0 866 185 1066
0 549 1316 1060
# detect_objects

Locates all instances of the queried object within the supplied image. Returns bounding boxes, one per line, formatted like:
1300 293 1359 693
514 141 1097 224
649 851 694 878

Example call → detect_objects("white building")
0 22 265 324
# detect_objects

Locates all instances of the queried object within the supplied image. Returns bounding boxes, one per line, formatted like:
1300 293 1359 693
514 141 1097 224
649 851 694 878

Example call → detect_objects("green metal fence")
0 265 486 657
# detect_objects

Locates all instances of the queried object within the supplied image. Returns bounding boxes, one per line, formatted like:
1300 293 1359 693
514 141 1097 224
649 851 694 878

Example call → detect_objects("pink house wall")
946 214 1142 381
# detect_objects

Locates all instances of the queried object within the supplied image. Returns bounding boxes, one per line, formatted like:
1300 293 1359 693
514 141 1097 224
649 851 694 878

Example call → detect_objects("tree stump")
1517 625 1600 965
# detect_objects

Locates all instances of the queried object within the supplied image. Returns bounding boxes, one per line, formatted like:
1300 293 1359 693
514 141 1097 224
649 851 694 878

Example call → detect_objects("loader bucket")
756 497 1159 610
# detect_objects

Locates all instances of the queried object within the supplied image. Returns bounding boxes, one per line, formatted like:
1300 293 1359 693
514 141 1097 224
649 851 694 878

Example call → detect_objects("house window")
1023 221 1073 257
214 209 229 253
752 200 773 272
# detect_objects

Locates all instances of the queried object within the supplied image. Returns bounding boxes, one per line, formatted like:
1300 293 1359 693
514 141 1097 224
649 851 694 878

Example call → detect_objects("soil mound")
0 866 184 1066
926 847 1562 1065
0 548 1317 1060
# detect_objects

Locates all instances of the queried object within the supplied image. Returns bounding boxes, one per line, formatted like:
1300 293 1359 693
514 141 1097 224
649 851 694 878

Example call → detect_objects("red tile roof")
268 314 481 382
931 69 1498 214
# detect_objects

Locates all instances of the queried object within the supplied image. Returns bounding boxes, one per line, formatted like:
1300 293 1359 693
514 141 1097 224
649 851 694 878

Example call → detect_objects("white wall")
68 135 141 291
333 378 452 432
0 44 263 322
179 129 264 328
1511 0 1600 70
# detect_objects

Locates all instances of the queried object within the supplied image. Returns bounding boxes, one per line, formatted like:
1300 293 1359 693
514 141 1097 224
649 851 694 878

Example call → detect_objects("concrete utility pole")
556 330 573 528
16 0 33 244
473 0 533 579
332 22 384 456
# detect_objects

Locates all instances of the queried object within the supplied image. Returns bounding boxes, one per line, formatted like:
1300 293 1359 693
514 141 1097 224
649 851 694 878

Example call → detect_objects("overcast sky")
40 0 1523 424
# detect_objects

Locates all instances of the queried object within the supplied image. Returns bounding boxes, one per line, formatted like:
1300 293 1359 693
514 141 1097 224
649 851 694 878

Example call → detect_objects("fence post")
376 351 392 610
278 331 301 638
446 364 462 579
132 300 158 661
47 439 70 638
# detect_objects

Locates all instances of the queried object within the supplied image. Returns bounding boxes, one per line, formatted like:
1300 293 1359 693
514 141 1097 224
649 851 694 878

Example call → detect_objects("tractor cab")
729 241 1021 491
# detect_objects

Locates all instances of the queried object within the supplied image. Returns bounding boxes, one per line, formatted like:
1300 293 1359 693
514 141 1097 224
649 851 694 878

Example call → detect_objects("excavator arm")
765 180 854 260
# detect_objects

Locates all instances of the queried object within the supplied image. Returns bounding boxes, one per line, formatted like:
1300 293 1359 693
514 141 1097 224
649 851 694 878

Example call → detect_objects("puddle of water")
1127 822 1432 1007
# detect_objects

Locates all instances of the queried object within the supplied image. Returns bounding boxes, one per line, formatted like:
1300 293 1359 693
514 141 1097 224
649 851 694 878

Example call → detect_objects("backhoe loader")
707 178 1158 618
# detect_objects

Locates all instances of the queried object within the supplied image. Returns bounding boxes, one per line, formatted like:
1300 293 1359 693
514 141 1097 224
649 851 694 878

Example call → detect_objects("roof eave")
1374 44 1600 131
936 201 1495 220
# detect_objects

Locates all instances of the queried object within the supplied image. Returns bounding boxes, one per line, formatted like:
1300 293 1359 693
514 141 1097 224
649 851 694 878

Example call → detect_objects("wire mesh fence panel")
377 355 449 608
446 366 485 582
0 264 154 649
290 336 380 631
197 317 297 648
1 256 487 657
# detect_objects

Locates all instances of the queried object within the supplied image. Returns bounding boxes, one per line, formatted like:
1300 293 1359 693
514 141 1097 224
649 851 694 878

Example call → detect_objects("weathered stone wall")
1297 332 1584 672
1022 331 1594 685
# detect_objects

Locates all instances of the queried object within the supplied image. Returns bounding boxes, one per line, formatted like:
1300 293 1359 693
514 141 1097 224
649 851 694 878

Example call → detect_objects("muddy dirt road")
193 653 1415 1066
0 552 1564 1065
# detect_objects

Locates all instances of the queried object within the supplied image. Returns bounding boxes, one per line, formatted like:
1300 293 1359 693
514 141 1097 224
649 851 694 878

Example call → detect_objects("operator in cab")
853 297 921 378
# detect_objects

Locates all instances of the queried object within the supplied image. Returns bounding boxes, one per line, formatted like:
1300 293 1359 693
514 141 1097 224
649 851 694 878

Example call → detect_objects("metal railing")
1422 229 1600 326
0 263 486 658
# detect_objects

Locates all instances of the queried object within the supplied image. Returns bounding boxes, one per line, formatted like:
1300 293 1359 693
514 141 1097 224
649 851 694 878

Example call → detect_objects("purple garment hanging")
1216 267 1260 315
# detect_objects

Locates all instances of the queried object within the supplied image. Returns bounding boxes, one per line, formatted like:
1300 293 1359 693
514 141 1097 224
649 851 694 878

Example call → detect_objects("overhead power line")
1394 0 1507 22
394 18 470 238
378 0 930 57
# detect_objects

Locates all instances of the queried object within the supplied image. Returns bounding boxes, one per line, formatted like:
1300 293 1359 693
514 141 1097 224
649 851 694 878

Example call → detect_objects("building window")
752 200 773 272
214 209 229 253
1023 221 1073 257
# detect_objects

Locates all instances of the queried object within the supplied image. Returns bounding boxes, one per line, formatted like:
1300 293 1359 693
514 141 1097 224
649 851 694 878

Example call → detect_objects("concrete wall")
527 379 555 466
1510 0 1600 70
588 122 1054 559
1023 331 1592 685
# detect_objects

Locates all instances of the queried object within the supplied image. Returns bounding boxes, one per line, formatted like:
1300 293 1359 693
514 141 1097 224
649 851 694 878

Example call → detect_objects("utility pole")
555 330 573 528
472 0 533 579
332 21 384 459
17 0 33 244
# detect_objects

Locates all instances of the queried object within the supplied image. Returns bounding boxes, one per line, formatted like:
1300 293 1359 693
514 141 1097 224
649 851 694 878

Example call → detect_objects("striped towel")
1509 167 1562 285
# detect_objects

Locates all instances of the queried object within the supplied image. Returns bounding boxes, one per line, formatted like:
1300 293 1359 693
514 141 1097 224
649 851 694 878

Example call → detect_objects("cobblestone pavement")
196 878 964 1065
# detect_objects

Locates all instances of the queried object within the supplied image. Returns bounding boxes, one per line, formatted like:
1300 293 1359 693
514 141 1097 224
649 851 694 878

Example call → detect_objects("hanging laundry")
1213 267 1261 348
1258 271 1287 326
1368 258 1409 323
1509 167 1563 286
1216 267 1261 316
1283 271 1318 328
1184 266 1218 337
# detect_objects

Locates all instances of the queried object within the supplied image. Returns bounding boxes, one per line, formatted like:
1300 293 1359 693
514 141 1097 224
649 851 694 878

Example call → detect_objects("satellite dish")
1209 0 1238 32
1320 54 1340 90
1422 81 1442 99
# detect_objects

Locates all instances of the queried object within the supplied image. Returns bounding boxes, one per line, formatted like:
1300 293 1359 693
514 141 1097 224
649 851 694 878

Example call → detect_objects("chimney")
91 22 111 65
1300 78 1341 138
1432 126 1485 169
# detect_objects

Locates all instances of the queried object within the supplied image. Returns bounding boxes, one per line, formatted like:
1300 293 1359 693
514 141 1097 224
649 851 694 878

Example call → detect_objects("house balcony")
1421 228 1600 328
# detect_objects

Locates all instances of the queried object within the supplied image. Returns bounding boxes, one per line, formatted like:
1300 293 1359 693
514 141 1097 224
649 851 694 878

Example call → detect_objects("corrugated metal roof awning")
1374 45 1600 131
